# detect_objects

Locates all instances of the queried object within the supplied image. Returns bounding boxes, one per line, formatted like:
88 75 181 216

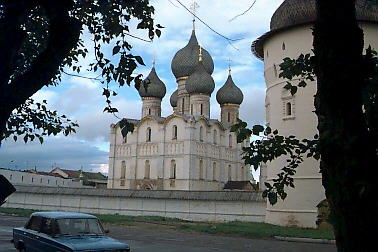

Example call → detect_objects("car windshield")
56 218 104 236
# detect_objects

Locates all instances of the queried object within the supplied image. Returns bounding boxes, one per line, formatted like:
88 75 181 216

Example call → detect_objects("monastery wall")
3 185 266 223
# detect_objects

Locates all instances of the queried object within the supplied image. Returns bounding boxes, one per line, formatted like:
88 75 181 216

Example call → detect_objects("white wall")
3 186 266 223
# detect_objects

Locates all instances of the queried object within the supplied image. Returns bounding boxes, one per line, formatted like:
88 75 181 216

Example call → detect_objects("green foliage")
231 119 319 205
2 99 78 143
118 118 135 137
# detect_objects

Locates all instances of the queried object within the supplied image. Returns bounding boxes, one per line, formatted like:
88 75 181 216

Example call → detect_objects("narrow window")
286 102 292 116
123 134 127 144
191 104 193 115
47 179 50 184
229 134 232 147
170 160 176 179
199 126 204 142
227 112 231 122
273 64 277 77
55 180 58 185
199 159 204 180
21 176 24 182
148 108 151 115
266 50 269 58
172 125 178 140
213 130 217 144
31 177 34 183
9 174 12 180
181 98 185 113
228 165 232 181
146 127 151 142
120 161 126 186
200 104 203 115
282 42 286 50
144 160 150 179
40 178 43 183
212 162 217 181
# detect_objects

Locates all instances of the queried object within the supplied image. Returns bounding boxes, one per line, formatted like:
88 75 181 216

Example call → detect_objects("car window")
40 218 53 236
26 216 42 232
56 218 104 236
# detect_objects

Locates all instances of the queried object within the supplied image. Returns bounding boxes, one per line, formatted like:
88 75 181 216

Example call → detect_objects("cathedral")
107 27 254 191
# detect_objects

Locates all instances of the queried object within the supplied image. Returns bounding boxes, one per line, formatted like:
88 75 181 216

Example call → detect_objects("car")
12 211 130 252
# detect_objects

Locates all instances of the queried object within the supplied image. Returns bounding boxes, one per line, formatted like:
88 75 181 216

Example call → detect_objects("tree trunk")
314 0 378 251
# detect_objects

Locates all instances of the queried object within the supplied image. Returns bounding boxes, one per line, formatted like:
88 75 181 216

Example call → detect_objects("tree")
233 1 377 251
0 0 162 144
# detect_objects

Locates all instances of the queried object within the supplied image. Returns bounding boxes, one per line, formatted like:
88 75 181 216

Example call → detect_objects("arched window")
286 102 292 116
199 126 204 142
228 165 232 181
200 104 203 115
229 134 232 147
212 162 217 181
199 159 204 180
146 127 151 142
282 42 286 50
172 125 178 140
227 112 231 122
148 108 151 115
181 98 185 113
213 130 217 144
170 160 176 179
144 160 150 179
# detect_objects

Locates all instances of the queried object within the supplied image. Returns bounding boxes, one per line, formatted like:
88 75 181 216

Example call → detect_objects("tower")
252 0 378 227
137 65 166 117
216 66 244 125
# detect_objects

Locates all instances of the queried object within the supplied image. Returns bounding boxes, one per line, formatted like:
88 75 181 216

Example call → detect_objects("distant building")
0 168 82 188
50 168 108 188
107 26 256 191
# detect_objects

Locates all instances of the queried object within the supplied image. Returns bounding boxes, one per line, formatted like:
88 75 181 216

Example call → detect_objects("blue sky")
0 0 282 180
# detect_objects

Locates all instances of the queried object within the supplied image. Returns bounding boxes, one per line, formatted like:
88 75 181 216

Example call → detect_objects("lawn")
0 207 334 240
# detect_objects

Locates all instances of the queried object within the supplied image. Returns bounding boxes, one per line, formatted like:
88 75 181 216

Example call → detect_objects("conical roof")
137 66 166 99
170 89 178 107
216 74 243 105
171 30 214 78
252 0 378 59
186 59 215 95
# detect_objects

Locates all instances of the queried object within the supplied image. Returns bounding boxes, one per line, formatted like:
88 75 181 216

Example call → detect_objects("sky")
0 0 283 180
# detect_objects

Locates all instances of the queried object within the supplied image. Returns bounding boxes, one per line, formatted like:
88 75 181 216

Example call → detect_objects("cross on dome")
199 46 203 62
190 0 199 30
227 57 232 75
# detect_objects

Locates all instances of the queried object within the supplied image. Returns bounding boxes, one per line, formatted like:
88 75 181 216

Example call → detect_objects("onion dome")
170 89 178 107
171 30 214 79
137 66 166 99
252 0 378 59
185 48 215 95
216 73 243 105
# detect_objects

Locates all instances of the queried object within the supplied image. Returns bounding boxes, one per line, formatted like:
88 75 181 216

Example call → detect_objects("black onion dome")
216 74 243 105
170 89 178 107
252 0 378 59
171 30 214 78
137 67 166 99
185 61 215 95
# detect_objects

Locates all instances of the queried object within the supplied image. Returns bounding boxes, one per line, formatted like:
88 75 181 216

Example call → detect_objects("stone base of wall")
3 186 266 223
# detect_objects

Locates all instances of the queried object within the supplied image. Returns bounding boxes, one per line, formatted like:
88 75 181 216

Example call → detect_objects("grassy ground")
0 207 334 240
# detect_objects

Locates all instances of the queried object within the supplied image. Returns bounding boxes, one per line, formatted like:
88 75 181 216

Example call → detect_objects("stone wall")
3 186 266 222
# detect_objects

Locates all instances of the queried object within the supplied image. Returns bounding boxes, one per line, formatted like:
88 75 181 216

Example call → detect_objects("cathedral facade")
107 29 253 191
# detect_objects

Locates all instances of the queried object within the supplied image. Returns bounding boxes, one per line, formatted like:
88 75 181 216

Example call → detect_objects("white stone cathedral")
107 28 254 191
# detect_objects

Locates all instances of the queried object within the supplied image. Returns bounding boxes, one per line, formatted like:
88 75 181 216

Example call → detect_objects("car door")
23 216 43 252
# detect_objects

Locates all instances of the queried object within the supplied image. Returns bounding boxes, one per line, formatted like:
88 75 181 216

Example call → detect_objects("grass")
0 207 334 240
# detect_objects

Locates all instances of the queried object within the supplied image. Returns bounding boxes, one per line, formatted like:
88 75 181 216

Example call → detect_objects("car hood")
55 235 129 251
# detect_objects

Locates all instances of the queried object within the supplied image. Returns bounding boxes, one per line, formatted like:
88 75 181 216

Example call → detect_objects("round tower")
137 65 166 117
186 47 215 118
216 68 244 125
171 29 214 115
252 0 378 227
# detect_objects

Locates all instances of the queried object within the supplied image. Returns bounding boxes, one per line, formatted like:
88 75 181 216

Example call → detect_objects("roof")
216 74 244 105
170 89 178 107
185 61 215 95
137 66 166 99
252 0 378 59
53 169 107 180
171 30 214 78
31 211 97 219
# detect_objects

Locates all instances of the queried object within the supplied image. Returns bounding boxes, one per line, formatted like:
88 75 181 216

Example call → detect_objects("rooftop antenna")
190 0 199 30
